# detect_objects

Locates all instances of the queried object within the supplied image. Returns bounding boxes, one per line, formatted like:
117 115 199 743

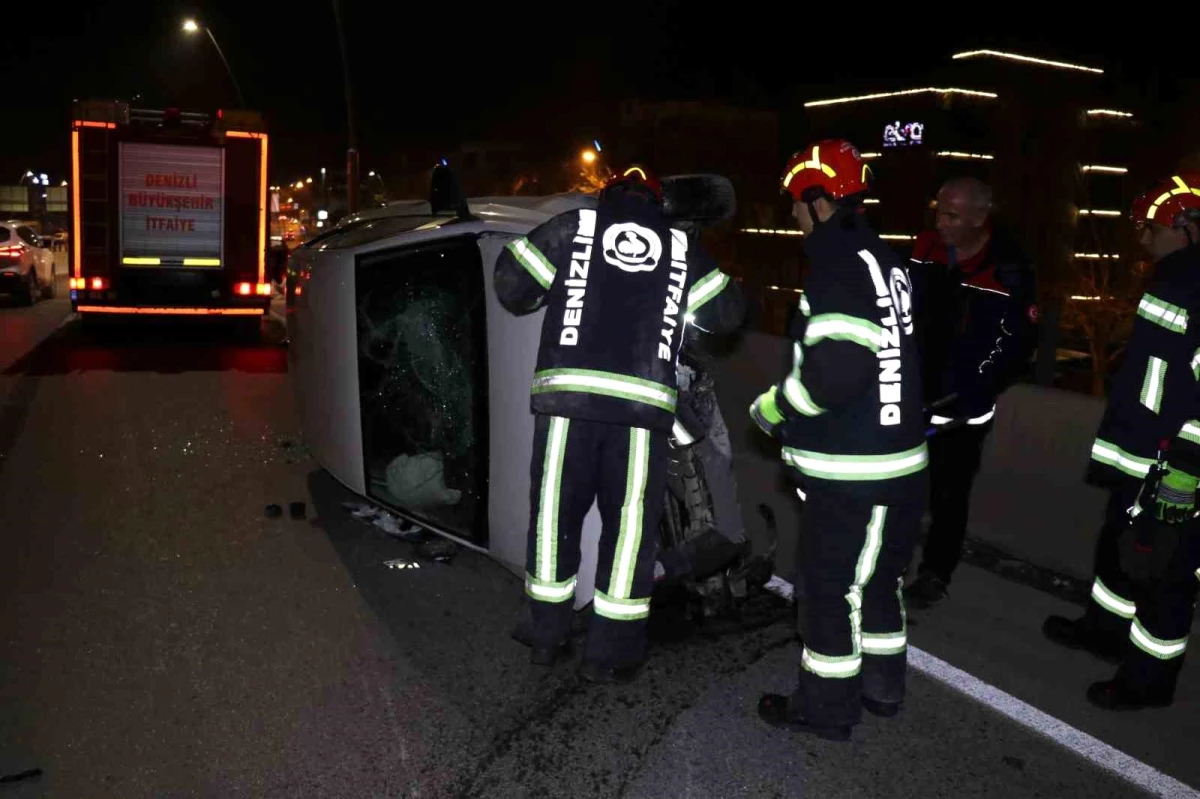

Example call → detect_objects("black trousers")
918 423 991 584
794 491 924 726
1084 486 1143 642
1086 485 1200 697
524 414 669 668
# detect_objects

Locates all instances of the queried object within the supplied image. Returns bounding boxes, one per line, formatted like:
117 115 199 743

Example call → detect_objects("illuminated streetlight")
368 170 375 177
306 177 313 184
581 149 597 165
295 181 304 190
182 18 245 107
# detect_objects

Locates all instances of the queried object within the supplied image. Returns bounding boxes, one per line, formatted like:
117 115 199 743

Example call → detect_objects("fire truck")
68 100 272 328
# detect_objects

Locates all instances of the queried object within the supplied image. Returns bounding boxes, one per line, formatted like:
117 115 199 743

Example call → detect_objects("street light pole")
204 27 246 108
331 0 359 215
183 19 246 108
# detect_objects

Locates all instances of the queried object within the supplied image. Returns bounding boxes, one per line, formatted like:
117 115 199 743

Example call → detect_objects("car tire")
22 269 38 306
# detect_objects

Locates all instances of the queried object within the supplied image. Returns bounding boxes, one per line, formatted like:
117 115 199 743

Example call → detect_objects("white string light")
805 87 998 108
936 151 995 160
952 49 1103 74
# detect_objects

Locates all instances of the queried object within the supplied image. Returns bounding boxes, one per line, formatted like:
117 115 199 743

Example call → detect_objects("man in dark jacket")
493 166 744 683
1044 172 1200 710
903 177 1039 608
752 140 928 741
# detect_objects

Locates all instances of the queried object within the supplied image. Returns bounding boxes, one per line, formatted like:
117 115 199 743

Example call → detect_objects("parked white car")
0 221 56 303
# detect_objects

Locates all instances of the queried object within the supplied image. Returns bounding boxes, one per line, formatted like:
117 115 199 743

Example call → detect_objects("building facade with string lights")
741 48 1164 368
798 49 1140 270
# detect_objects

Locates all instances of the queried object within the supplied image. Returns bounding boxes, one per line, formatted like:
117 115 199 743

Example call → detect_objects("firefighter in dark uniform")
751 140 929 740
1045 172 1200 709
494 166 744 683
903 177 1040 608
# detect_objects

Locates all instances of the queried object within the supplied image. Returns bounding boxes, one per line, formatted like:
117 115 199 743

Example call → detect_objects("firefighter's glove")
1118 512 1180 584
1151 465 1199 524
749 389 784 438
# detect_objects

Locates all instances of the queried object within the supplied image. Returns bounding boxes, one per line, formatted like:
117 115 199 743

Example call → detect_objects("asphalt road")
0 286 1193 798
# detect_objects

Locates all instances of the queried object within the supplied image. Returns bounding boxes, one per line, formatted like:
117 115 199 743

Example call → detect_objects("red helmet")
1130 173 1200 231
604 165 663 203
780 139 872 202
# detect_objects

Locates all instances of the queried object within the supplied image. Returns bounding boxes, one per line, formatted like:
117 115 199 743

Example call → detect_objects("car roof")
302 193 598 252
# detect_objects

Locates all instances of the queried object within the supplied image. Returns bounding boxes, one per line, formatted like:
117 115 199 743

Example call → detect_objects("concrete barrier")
709 331 1108 581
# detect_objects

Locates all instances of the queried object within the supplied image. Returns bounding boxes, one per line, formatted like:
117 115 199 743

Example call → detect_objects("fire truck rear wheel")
232 317 262 342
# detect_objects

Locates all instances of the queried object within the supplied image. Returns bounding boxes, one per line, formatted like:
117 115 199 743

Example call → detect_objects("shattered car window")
354 235 489 543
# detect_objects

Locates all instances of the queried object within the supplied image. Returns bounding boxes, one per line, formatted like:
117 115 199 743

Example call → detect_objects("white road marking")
768 576 1199 798
907 647 1198 799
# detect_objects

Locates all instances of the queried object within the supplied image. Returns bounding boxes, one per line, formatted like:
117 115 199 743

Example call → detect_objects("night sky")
0 3 1187 184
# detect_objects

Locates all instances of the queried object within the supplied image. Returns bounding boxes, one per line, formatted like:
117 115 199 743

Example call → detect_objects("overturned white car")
286 169 749 610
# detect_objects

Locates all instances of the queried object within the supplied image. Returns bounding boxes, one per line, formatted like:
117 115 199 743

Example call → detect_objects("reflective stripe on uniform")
1130 618 1188 660
801 647 862 678
859 249 888 296
1179 420 1200 446
782 374 825 417
671 419 695 445
1192 348 1200 381
525 573 577 603
782 443 928 481
532 368 677 413
780 339 823 417
687 269 730 313
535 416 570 585
968 407 996 425
862 631 907 655
594 588 651 620
507 237 556 289
847 506 887 658
1140 356 1167 414
803 313 884 352
1091 577 1137 619
799 294 812 317
1090 439 1154 478
609 427 651 600
1137 293 1188 333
